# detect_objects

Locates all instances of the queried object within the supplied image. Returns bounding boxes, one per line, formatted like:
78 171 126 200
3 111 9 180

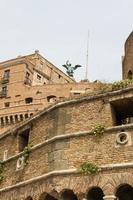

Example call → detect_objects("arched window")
39 193 57 200
87 187 104 200
1 117 4 126
47 95 56 103
10 116 14 124
116 184 133 200
128 70 133 79
15 115 18 122
61 189 78 200
20 114 24 121
30 113 33 117
25 113 28 119
25 197 33 200
5 116 9 124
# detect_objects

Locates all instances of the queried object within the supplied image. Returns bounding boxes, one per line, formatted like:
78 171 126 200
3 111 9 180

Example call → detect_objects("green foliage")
112 79 133 91
0 161 4 182
92 124 105 137
80 162 100 175
23 146 31 165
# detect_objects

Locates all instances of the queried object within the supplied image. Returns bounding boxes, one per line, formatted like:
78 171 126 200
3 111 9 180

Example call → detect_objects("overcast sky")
0 0 132 82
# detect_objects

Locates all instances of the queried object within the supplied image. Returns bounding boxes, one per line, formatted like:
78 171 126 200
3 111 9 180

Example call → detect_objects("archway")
39 193 57 200
128 70 133 79
87 187 104 200
61 189 78 200
116 184 133 200
25 197 33 200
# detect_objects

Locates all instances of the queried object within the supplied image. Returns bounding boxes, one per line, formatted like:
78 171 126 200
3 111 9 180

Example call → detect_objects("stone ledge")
2 123 133 163
0 162 133 193
1 85 133 139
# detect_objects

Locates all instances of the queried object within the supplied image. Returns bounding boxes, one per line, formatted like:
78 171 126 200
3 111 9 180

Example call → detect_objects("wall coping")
1 85 133 140
0 162 133 193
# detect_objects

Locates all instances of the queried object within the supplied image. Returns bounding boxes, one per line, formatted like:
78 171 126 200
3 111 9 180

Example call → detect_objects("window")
26 72 30 78
47 95 56 103
37 74 41 80
5 116 9 124
128 70 133 79
0 117 4 126
58 75 61 79
15 115 19 122
20 114 23 121
25 97 33 104
4 102 9 108
3 70 10 79
10 116 13 123
25 113 28 119
111 97 133 125
2 86 7 92
18 129 30 152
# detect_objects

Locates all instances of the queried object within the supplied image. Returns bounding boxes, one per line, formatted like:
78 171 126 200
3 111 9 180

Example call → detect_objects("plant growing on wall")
112 79 133 91
0 161 4 182
80 162 100 175
91 124 105 137
23 146 31 165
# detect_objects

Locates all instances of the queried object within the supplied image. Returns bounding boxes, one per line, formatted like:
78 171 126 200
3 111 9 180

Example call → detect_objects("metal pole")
85 30 89 80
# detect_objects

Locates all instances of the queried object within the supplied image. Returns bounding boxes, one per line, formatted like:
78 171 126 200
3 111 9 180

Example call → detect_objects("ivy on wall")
80 162 100 175
91 124 105 137
0 161 4 182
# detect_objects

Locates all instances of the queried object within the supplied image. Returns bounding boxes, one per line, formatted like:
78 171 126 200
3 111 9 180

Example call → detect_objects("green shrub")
23 146 31 165
0 161 4 182
92 124 105 137
80 162 100 175
112 79 133 91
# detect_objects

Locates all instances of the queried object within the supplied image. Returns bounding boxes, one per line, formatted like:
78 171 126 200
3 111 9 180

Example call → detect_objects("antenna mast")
85 30 89 80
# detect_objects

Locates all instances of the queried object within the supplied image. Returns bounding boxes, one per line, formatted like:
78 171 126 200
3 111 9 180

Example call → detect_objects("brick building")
0 32 133 200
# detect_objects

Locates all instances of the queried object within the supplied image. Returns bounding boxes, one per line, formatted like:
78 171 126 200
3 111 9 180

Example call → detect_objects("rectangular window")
3 70 10 79
18 129 30 152
5 102 10 107
111 97 133 125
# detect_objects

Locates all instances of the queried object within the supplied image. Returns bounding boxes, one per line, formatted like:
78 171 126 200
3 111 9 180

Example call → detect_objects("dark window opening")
5 102 10 107
61 189 78 200
128 70 133 80
111 97 133 126
1 117 4 126
15 115 18 122
30 113 33 117
10 116 13 123
73 93 81 96
58 75 61 79
3 70 10 79
20 114 23 121
25 113 28 119
116 184 133 200
25 197 33 200
5 116 9 124
39 193 57 200
25 97 33 104
47 95 56 103
18 129 30 152
26 72 30 78
37 74 41 80
87 187 104 200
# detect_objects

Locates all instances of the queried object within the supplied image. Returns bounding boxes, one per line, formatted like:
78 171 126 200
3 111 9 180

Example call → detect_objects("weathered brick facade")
0 33 133 200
